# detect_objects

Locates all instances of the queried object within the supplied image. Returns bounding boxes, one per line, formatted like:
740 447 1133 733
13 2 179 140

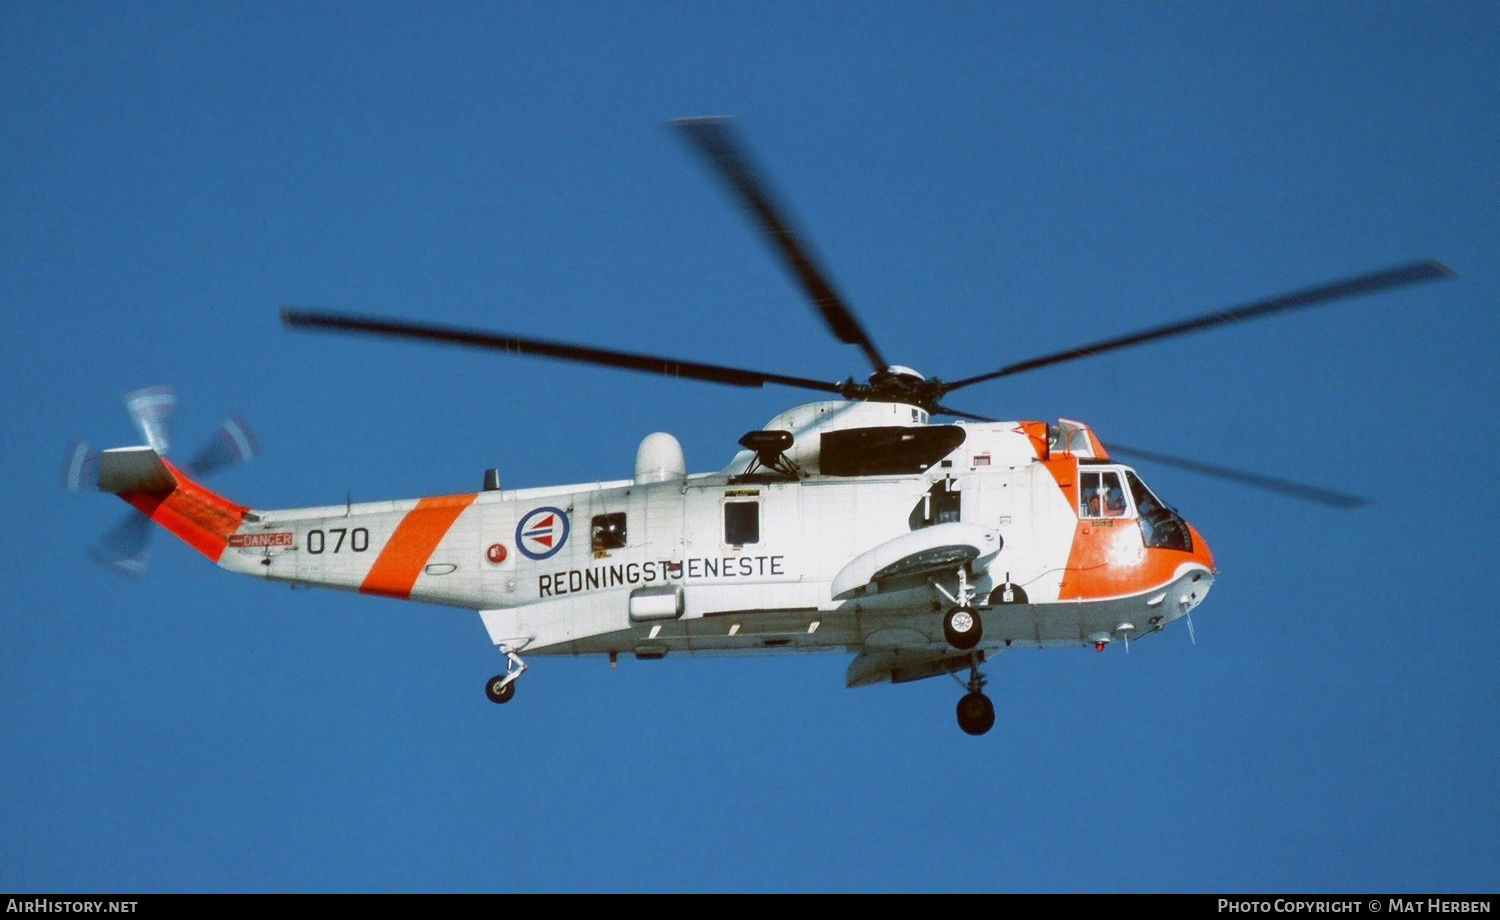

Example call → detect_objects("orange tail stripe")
122 460 249 563
359 494 477 600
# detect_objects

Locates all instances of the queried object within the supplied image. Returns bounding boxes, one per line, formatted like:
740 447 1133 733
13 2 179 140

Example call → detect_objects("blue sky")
3 1 1497 893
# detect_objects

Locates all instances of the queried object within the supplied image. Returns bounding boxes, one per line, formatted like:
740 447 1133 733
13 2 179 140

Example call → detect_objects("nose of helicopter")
1168 521 1217 625
1187 521 1215 573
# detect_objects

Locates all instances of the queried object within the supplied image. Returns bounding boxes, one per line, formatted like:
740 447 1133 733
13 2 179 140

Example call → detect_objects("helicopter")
81 118 1451 735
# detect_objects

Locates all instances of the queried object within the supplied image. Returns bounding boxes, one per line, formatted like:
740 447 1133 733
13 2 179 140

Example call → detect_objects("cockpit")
1079 465 1194 552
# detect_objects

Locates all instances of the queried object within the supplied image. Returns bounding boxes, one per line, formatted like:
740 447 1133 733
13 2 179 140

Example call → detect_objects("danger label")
228 532 294 548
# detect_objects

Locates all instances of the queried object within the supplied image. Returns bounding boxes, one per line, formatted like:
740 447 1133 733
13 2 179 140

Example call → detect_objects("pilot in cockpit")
1081 476 1127 518
1081 484 1100 517
1103 482 1126 516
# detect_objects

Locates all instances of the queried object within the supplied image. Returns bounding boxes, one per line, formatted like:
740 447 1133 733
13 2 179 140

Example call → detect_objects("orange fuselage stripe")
359 494 477 599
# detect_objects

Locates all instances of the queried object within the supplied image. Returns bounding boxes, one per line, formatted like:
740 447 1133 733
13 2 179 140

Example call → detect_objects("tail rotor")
184 415 258 478
62 441 98 492
65 387 257 576
88 513 154 577
124 385 176 454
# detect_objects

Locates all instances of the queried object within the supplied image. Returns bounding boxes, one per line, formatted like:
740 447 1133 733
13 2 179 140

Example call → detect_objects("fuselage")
193 401 1214 661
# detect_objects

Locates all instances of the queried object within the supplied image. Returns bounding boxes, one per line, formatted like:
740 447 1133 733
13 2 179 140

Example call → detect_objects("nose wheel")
485 644 526 705
951 656 995 736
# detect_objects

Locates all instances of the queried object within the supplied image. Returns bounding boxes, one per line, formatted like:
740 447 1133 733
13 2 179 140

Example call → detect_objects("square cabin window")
724 501 760 545
591 512 627 551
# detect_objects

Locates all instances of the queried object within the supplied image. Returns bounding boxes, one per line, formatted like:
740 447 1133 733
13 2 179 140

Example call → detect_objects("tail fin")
97 447 250 563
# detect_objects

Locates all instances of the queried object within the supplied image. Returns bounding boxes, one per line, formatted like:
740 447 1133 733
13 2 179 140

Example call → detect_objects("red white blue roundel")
516 507 569 560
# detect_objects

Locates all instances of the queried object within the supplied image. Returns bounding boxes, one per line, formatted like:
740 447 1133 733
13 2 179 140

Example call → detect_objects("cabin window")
724 501 760 545
1049 423 1091 455
931 481 961 524
1079 470 1129 519
820 425 966 477
591 512 627 551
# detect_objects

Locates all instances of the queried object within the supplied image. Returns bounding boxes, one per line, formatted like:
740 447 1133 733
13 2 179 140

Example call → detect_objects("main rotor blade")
282 308 843 394
930 405 1366 506
673 117 889 374
1108 443 1370 509
931 404 998 423
945 260 1454 391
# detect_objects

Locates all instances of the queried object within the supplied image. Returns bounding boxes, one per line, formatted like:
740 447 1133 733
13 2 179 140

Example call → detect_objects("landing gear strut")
952 656 995 736
485 644 527 704
940 566 983 650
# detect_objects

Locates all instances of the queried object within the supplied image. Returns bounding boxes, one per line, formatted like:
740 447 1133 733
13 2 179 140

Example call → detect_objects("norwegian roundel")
515 507 570 560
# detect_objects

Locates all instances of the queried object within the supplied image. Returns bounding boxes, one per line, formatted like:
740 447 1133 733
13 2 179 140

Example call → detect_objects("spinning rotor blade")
1107 443 1370 509
915 408 1367 507
89 512 153 577
185 415 258 478
62 441 98 491
673 117 889 374
931 404 997 423
124 385 176 453
282 308 844 394
70 388 255 576
945 261 1454 391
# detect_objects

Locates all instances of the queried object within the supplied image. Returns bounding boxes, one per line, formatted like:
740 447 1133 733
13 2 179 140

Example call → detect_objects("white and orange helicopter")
69 119 1451 734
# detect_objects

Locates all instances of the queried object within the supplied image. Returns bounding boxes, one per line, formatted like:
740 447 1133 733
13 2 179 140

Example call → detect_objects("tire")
956 692 996 736
943 605 982 650
485 675 516 704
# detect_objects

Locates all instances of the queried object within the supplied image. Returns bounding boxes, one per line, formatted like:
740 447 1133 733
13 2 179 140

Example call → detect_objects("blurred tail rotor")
88 513 154 577
62 441 98 492
64 386 257 577
184 415 258 478
125 385 176 454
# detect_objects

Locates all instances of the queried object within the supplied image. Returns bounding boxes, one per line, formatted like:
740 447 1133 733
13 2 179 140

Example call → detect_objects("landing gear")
939 566 982 650
944 605 982 650
485 674 516 703
956 692 995 736
952 656 995 736
485 644 527 705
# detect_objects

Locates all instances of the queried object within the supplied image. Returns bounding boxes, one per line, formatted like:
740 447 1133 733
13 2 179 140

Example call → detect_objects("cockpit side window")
1124 470 1194 552
1124 471 1163 518
1079 470 1129 519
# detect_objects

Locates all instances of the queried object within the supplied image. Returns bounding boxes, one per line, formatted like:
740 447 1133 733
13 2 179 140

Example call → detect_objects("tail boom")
98 447 250 563
96 446 488 607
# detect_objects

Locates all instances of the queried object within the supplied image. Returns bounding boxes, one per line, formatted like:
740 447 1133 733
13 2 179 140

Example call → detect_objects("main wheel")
485 674 516 704
943 605 982 650
956 691 996 736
